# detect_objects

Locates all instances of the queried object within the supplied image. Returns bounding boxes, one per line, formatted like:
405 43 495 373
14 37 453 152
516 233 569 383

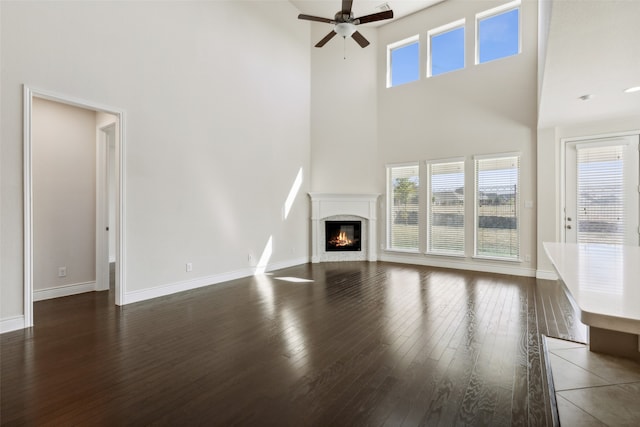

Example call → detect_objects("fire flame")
329 231 352 247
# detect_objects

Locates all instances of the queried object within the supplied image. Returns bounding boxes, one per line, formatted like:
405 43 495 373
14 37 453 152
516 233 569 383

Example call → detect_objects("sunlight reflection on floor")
274 277 314 283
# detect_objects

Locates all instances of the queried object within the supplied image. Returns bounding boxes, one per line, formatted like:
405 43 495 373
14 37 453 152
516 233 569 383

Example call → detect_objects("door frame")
560 130 640 244
23 85 127 328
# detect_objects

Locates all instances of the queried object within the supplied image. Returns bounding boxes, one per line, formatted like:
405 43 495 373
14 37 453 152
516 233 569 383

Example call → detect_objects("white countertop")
544 242 640 335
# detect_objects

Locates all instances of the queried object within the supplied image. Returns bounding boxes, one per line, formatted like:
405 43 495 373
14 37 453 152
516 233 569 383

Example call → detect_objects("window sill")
385 248 421 254
425 252 466 259
472 255 522 263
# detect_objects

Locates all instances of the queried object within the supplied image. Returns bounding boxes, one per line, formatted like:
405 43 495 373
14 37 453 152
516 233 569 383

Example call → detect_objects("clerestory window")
387 35 420 87
476 0 521 64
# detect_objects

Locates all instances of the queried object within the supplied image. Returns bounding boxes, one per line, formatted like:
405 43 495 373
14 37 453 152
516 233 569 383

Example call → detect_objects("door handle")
566 225 572 229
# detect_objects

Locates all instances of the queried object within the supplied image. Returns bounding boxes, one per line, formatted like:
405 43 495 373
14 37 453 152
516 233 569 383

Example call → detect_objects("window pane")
391 42 419 86
431 26 465 76
428 161 464 254
389 165 420 251
478 8 519 63
577 146 625 244
476 156 519 259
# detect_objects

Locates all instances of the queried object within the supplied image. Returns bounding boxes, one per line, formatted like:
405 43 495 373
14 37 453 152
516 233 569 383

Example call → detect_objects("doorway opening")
96 123 117 293
562 133 639 245
23 86 126 327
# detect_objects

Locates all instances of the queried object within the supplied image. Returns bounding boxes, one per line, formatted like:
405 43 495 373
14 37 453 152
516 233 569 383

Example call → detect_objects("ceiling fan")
298 0 394 48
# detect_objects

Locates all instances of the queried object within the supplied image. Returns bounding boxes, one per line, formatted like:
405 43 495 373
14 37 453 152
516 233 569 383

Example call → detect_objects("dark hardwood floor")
1 262 584 426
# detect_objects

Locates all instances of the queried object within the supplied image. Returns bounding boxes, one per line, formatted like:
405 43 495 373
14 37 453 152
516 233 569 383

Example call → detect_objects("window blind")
475 156 520 259
428 161 464 254
576 145 625 244
388 165 420 251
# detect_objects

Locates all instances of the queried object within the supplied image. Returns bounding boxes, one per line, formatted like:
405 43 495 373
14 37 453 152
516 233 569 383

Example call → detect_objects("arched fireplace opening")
325 221 362 252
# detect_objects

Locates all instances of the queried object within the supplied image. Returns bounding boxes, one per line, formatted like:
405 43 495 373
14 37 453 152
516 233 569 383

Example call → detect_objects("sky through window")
390 42 419 86
478 8 519 63
430 26 465 76
387 3 520 87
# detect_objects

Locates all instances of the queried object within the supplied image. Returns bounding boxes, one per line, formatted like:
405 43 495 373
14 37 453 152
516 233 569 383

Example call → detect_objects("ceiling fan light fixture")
335 22 356 38
298 1 393 48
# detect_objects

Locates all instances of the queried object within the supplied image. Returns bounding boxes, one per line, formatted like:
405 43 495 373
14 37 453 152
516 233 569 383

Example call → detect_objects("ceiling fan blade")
315 31 337 48
341 0 353 15
355 10 394 25
351 31 370 48
298 14 333 24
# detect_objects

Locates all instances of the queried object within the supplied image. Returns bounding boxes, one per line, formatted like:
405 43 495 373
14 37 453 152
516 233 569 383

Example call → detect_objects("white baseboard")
536 270 558 280
260 256 310 273
379 252 537 277
124 257 310 305
1 315 26 334
33 281 97 302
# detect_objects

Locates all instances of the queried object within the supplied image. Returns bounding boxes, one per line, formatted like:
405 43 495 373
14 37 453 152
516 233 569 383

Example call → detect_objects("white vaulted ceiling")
538 0 640 128
289 0 445 27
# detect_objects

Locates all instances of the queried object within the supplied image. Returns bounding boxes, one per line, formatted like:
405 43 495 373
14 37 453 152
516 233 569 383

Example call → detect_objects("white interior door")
96 124 115 291
565 135 639 245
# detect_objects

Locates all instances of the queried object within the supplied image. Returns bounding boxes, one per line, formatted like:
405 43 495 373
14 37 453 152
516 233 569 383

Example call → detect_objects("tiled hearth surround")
309 193 379 263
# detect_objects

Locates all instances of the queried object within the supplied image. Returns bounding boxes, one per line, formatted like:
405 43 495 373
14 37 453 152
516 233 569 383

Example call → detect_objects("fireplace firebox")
325 221 361 252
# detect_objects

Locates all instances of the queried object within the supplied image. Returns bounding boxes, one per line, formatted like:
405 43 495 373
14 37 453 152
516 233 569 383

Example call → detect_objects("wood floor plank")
1 262 582 425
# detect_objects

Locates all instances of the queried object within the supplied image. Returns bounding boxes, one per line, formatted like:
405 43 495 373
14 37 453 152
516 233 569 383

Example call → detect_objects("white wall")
537 0 552 104
309 25 379 193
376 0 539 276
32 98 97 293
1 1 310 327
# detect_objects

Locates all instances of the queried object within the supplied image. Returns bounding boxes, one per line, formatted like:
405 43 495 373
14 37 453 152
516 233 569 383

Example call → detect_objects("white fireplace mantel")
309 193 380 263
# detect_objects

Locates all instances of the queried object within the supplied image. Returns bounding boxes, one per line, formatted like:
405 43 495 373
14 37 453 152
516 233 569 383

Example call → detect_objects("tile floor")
545 336 640 426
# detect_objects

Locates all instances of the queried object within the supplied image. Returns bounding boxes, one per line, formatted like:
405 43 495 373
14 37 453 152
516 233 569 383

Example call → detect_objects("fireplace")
325 221 361 252
309 193 379 263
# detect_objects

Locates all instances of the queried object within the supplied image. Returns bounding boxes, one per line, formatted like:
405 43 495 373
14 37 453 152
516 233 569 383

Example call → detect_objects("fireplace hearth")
325 221 361 252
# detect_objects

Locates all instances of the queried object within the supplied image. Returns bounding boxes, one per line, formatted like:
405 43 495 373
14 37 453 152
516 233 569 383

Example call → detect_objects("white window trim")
427 252 467 259
385 247 422 255
386 162 421 252
472 254 523 263
426 156 466 165
473 151 521 161
427 19 465 78
425 158 466 256
386 34 420 88
475 0 521 65
473 153 521 261
575 138 632 150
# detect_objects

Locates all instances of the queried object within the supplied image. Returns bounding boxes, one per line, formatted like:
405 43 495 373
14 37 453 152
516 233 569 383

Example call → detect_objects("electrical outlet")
186 262 193 272
524 254 531 262
58 267 67 277
248 254 253 262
